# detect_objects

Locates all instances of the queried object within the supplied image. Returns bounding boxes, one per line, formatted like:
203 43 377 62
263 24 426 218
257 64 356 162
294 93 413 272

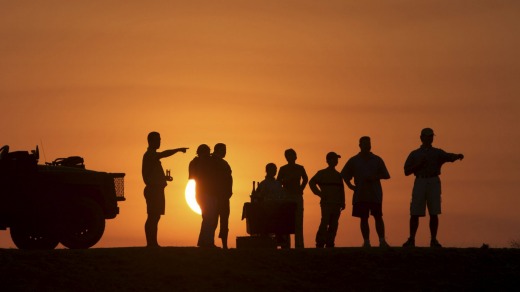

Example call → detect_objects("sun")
185 179 201 215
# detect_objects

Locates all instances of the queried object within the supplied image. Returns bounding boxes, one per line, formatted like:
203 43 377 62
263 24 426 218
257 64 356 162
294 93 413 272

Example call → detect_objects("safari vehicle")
0 145 125 250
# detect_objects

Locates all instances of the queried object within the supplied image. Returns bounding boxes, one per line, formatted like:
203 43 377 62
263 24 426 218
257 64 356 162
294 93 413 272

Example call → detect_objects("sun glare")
185 179 201 215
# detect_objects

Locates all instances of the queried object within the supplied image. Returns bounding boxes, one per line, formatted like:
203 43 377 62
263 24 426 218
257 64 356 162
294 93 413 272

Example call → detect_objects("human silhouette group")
142 127 463 249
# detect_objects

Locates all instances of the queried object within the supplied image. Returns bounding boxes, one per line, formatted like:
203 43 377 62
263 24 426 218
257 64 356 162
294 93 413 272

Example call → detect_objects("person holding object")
142 131 188 248
402 128 464 248
342 137 390 248
309 152 345 248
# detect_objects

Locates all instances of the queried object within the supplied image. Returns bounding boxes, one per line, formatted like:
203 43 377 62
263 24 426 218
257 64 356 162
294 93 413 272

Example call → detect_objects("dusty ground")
0 246 519 291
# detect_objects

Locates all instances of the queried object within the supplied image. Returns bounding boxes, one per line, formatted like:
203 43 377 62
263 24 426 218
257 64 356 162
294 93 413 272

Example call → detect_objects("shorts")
410 177 441 216
352 202 383 218
144 185 165 215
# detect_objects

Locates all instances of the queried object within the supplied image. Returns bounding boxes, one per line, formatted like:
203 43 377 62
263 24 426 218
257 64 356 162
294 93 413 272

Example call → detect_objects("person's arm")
308 173 321 197
227 162 233 198
341 184 346 210
378 158 391 180
340 160 356 190
300 167 309 193
158 147 189 159
444 151 464 163
404 151 423 176
142 155 151 185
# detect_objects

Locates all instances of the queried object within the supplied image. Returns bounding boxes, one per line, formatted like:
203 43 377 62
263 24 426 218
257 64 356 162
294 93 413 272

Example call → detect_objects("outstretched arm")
451 153 464 161
158 147 189 159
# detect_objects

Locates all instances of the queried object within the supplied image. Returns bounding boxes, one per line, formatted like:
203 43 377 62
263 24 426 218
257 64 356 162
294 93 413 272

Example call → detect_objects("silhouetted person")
189 144 218 248
402 128 464 248
257 163 285 201
256 163 287 245
309 152 345 248
341 136 390 248
277 148 308 249
142 131 187 248
212 143 233 249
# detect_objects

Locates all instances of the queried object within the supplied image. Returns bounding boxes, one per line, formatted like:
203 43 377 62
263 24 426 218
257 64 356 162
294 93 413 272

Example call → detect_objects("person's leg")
218 199 230 249
353 203 370 247
374 215 386 245
409 215 419 239
426 177 442 247
316 205 329 248
404 178 426 246
145 214 161 247
429 214 438 240
144 186 164 247
360 217 370 246
198 198 216 247
325 206 341 248
203 197 219 247
402 215 419 247
294 197 304 248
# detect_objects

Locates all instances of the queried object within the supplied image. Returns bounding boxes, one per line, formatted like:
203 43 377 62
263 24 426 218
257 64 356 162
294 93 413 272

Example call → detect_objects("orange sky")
1 1 519 248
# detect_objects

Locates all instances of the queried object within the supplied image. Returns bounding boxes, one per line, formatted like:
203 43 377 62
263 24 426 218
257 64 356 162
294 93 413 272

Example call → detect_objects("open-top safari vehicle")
0 145 125 249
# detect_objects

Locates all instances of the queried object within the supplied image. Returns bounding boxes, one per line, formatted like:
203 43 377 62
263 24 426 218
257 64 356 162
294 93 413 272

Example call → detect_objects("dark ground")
0 246 519 291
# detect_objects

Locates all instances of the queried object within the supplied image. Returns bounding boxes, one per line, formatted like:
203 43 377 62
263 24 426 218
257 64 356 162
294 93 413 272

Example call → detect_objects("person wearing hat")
309 151 346 248
341 136 390 248
402 128 464 248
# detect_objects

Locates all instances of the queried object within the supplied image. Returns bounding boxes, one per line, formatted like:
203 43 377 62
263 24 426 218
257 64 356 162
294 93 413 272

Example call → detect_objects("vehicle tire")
59 197 105 249
10 223 60 250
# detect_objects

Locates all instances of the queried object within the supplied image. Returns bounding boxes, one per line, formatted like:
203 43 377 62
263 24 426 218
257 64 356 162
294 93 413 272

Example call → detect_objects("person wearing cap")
402 128 464 248
277 148 308 249
309 152 345 248
341 136 390 248
142 132 188 248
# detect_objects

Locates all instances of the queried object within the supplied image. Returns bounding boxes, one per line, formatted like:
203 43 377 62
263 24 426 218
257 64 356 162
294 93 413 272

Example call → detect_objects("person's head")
265 163 277 178
326 152 341 167
147 132 161 150
213 143 227 159
420 128 435 146
359 136 371 153
196 144 211 158
284 148 297 163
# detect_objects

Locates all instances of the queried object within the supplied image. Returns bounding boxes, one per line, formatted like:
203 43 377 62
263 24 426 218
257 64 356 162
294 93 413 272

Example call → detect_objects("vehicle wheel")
10 223 60 250
59 198 105 249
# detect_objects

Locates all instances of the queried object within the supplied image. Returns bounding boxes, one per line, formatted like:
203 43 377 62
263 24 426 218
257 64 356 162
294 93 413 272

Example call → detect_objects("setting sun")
185 179 201 215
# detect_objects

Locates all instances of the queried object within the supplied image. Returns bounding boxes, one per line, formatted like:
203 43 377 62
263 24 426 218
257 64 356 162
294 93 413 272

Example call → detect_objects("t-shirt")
277 163 308 198
142 148 167 188
341 152 390 203
309 167 345 206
